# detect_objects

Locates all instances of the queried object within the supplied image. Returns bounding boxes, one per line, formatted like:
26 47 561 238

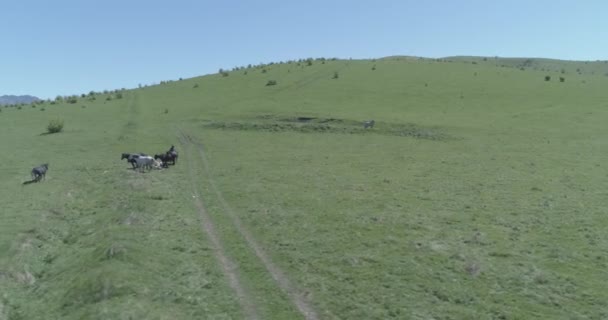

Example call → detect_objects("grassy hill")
444 55 608 76
1 56 608 319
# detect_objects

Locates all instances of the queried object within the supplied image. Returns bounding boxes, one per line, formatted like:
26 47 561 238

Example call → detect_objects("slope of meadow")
1 57 607 319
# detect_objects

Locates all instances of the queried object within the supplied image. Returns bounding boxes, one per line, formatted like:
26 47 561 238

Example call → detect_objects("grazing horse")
31 163 49 182
134 156 155 172
363 120 375 129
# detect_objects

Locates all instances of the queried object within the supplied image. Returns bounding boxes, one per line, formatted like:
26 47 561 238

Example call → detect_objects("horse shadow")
22 179 39 185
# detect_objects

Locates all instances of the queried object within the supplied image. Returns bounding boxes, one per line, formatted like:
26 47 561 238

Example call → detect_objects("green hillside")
1 57 608 319
444 55 608 76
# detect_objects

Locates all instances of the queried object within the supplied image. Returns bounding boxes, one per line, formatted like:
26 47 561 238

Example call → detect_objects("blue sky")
2 0 606 99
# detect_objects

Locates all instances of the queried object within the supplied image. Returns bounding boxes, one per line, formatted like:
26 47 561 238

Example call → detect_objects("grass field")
1 57 608 319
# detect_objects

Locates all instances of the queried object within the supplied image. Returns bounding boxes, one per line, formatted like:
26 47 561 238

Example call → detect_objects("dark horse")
31 163 49 182
155 151 177 167
165 145 178 165
154 154 170 167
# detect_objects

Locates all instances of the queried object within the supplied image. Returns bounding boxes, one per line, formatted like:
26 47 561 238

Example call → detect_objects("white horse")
135 156 155 172
152 159 164 170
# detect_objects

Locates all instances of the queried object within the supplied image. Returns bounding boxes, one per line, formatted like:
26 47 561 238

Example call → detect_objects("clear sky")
2 0 606 99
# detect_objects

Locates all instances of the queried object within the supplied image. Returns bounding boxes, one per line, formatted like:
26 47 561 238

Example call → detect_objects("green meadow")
1 57 608 319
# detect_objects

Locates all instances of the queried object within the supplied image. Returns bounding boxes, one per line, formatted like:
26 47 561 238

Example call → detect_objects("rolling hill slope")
1 57 607 319
444 55 608 76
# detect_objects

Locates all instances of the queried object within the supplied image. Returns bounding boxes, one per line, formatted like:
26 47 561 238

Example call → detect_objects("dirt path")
178 133 259 320
178 129 319 320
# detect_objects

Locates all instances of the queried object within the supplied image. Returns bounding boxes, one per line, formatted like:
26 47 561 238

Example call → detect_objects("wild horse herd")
27 145 178 184
121 145 179 172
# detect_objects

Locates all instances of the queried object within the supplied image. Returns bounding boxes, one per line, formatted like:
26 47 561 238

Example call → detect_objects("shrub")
560 77 565 82
47 119 64 133
372 65 377 71
544 75 551 81
17 106 22 110
266 80 277 86
332 71 339 79
193 83 199 88
164 108 169 114
115 93 123 99
40 107 45 111
67 96 78 104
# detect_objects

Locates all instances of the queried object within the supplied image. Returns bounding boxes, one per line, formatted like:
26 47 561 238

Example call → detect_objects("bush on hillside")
332 71 339 79
116 93 123 99
560 77 565 82
266 80 277 86
544 75 551 81
47 119 64 133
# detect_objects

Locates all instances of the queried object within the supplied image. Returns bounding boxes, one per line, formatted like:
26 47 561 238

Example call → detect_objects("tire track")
177 129 319 320
178 134 259 320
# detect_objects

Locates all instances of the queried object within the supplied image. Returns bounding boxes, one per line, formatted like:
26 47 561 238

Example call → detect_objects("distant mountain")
0 95 40 105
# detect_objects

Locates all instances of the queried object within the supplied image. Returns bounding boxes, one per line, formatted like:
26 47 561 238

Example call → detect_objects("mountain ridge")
0 95 40 105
